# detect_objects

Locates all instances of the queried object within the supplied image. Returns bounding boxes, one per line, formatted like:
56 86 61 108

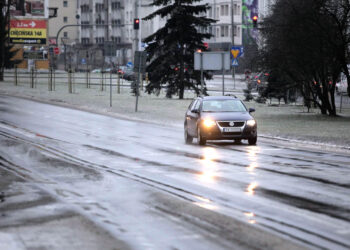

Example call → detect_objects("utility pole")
105 0 109 41
231 0 235 89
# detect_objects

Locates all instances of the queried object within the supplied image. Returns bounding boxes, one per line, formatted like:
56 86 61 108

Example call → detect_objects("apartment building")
74 0 244 67
203 0 243 50
49 0 79 46
77 0 129 66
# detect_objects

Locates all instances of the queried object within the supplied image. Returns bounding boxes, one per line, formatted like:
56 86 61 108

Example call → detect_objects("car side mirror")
192 109 199 114
249 108 255 113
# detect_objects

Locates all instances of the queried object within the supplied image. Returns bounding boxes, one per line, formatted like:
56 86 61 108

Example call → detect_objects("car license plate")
223 127 241 132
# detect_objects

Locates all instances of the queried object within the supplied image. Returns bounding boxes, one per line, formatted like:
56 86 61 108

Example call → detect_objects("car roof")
199 95 238 101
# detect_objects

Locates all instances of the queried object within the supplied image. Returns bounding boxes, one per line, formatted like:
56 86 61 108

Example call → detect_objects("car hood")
201 112 253 121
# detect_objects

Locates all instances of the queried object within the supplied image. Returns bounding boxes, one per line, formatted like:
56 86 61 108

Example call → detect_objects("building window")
221 25 229 37
63 16 68 23
220 5 228 16
95 37 105 44
233 4 241 15
96 3 104 12
81 4 89 13
112 36 121 43
112 19 121 27
112 1 121 10
208 7 212 18
63 1 68 7
82 38 90 44
96 18 104 25
63 32 68 38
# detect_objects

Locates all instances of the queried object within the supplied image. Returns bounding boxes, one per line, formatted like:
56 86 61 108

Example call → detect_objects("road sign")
230 46 243 67
81 58 86 65
194 52 230 70
126 62 133 68
230 46 244 59
54 47 60 55
134 51 147 73
232 59 239 67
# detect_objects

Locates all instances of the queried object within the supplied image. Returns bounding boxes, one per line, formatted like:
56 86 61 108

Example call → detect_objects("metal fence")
4 68 239 94
3 68 350 112
5 68 137 94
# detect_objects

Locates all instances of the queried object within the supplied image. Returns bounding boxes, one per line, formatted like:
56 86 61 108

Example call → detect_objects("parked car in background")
123 68 136 81
184 96 257 145
91 68 101 73
251 72 269 93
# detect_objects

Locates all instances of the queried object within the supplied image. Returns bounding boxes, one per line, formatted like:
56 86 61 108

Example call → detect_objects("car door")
187 99 201 136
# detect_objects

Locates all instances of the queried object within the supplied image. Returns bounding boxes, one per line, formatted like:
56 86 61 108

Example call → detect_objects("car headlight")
247 119 256 126
203 119 216 127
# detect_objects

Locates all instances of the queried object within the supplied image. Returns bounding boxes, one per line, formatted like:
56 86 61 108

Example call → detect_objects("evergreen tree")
143 0 215 99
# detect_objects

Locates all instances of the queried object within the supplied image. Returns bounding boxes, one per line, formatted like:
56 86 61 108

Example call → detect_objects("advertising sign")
10 19 47 45
10 0 45 17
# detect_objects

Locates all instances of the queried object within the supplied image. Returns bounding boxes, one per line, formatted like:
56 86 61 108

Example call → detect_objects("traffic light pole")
231 0 236 90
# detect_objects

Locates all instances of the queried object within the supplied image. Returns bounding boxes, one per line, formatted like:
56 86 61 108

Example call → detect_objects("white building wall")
202 0 243 48
49 0 79 46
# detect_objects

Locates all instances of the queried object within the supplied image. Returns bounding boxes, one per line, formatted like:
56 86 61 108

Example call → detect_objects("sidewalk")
0 75 349 151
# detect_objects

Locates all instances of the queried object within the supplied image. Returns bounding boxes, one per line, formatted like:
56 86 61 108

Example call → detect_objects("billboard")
10 0 45 17
10 19 47 44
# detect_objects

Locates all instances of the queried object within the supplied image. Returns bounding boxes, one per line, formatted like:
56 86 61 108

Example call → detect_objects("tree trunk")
0 1 5 82
341 62 350 97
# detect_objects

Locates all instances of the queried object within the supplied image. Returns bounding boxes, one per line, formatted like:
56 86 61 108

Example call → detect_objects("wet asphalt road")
0 95 350 250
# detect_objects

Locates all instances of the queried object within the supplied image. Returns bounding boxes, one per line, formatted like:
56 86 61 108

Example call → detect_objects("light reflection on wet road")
1 95 350 249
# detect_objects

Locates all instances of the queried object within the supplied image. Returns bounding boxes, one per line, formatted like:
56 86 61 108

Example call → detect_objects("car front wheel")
184 126 193 144
197 127 206 145
248 137 257 145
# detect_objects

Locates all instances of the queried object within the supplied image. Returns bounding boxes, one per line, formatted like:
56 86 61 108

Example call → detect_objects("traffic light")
134 18 140 30
252 15 258 28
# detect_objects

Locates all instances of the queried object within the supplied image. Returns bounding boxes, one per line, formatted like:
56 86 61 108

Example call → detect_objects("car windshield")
202 100 247 112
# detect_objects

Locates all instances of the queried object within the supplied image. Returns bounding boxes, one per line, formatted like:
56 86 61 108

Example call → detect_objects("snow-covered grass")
246 102 350 146
1 73 350 147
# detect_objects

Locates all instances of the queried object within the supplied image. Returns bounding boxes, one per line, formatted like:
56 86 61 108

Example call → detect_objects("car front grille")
218 121 245 127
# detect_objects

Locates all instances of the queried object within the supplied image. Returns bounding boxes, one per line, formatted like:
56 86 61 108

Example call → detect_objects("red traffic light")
54 47 60 55
134 18 140 29
252 15 258 28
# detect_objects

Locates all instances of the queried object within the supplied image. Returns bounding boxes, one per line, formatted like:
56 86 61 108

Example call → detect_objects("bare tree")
259 0 349 116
